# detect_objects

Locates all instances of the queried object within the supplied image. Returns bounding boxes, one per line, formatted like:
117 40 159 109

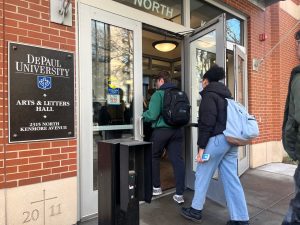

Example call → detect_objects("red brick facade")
0 0 299 190
0 0 76 189
0 0 3 190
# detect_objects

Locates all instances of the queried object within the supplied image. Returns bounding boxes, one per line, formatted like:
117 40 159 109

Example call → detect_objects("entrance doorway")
79 4 143 219
185 14 249 205
142 27 183 192
78 4 183 219
78 3 249 221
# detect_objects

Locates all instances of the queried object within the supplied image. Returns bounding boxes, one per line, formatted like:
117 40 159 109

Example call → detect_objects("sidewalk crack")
249 191 295 220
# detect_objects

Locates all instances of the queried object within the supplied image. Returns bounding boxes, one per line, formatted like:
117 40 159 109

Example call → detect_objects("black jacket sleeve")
197 93 218 149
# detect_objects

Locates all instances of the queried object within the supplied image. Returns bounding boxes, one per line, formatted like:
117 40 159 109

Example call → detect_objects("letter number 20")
23 209 39 223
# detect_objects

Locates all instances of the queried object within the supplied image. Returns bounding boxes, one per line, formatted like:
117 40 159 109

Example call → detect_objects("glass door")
234 45 249 176
185 14 227 205
226 42 249 176
78 4 142 219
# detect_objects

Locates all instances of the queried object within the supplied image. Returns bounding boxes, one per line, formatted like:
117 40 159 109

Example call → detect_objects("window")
190 0 244 45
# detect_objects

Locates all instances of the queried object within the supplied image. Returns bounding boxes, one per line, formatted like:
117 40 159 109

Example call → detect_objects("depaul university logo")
37 76 52 90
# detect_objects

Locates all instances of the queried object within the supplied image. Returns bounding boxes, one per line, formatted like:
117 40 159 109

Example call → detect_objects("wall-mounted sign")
113 0 182 24
133 0 174 18
9 43 75 143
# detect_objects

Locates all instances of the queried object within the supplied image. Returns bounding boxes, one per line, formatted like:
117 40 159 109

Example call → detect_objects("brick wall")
0 0 76 189
270 4 281 141
0 0 4 189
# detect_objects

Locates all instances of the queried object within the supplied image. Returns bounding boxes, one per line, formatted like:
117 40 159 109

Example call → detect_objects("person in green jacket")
142 70 185 204
282 29 300 225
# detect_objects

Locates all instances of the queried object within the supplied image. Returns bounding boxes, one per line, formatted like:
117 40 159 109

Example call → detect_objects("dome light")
152 40 178 52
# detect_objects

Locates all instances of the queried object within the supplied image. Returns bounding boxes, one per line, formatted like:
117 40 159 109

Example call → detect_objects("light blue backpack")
223 98 259 146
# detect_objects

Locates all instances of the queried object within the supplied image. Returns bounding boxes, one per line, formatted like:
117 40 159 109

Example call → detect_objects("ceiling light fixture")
152 39 178 52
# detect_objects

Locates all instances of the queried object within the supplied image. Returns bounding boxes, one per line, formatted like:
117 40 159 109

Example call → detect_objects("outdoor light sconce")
152 39 178 52
50 0 72 26
59 0 71 18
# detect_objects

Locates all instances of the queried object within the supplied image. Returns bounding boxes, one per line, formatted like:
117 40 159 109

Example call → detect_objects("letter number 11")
50 204 62 217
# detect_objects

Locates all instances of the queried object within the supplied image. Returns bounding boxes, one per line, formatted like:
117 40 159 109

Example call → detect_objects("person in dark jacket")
181 65 249 225
142 71 185 204
281 29 300 225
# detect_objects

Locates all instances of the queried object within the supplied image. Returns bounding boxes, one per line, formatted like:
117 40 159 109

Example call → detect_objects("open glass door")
226 42 249 176
185 14 227 205
233 45 249 176
78 4 142 219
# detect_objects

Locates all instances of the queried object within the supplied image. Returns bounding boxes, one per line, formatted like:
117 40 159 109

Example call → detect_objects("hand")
196 148 205 163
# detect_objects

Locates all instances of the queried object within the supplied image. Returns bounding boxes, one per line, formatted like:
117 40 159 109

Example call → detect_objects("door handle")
139 116 145 138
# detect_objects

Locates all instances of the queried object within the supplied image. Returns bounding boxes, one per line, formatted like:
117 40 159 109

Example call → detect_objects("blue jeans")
191 134 249 221
282 164 300 224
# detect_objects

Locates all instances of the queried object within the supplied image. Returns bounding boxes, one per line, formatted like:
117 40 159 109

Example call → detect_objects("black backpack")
162 88 191 127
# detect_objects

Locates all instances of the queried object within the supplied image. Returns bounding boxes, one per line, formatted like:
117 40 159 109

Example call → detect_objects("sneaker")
181 207 202 223
152 187 162 196
226 220 250 225
173 194 184 204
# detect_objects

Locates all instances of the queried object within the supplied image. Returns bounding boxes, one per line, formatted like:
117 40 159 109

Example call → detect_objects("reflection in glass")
227 18 241 44
92 20 134 190
226 52 234 94
190 0 243 45
237 55 246 160
237 56 245 105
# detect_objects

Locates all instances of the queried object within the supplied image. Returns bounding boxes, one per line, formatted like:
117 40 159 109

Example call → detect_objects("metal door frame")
78 3 142 219
185 14 227 206
233 44 249 175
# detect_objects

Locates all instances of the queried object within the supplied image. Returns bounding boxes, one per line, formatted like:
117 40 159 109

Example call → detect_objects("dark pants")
282 163 300 224
151 128 185 195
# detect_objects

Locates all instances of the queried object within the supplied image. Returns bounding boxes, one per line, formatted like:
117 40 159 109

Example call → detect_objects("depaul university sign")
9 43 75 142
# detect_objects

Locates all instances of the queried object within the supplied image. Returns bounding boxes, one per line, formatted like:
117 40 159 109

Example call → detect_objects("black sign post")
9 43 75 142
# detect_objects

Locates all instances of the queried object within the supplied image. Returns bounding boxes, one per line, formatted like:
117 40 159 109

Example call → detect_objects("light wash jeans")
192 134 249 221
282 163 300 224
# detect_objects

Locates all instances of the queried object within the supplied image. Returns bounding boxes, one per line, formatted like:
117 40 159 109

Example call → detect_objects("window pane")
92 20 134 190
190 30 217 172
237 55 245 104
190 0 244 45
227 17 242 45
226 51 234 95
235 54 246 161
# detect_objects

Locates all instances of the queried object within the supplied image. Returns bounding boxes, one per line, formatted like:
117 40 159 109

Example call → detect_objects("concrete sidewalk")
81 163 297 225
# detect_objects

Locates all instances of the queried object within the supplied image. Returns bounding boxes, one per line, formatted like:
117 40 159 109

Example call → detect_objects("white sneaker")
152 187 162 196
173 194 184 204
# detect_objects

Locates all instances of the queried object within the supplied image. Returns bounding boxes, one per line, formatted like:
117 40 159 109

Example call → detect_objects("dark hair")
155 70 171 83
147 88 156 96
295 29 300 41
203 64 225 82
